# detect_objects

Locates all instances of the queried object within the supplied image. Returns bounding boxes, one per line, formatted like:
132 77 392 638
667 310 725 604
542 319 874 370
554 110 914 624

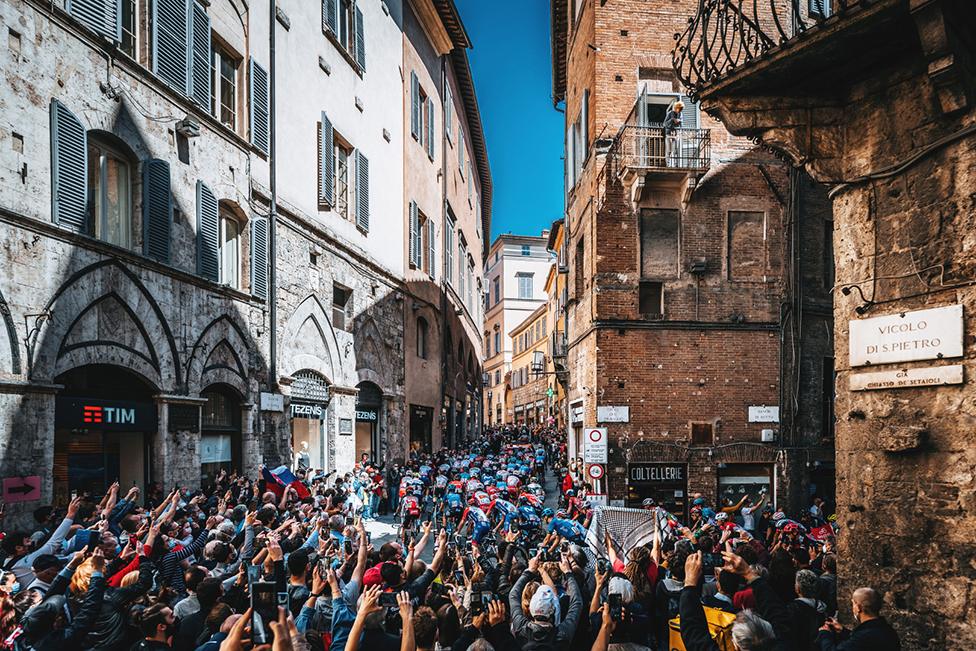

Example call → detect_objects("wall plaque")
849 305 963 367
850 364 964 391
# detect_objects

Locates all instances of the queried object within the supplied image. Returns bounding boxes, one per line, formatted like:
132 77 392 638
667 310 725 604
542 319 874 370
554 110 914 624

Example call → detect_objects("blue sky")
457 0 564 242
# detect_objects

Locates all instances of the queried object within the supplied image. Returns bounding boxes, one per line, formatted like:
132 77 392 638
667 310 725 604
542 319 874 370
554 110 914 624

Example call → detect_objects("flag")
584 506 682 563
808 524 833 542
262 465 310 499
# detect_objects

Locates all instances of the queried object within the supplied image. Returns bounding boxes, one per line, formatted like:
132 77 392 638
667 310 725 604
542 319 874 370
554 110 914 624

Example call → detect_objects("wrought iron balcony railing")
551 330 568 359
673 0 844 95
617 125 711 172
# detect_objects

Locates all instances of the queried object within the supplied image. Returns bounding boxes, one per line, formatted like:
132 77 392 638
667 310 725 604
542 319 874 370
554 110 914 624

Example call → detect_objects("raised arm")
398 592 415 651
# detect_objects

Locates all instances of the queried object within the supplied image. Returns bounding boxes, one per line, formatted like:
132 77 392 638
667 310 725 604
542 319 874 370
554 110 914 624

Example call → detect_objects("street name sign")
849 304 963 367
748 405 779 423
597 405 629 423
850 364 964 391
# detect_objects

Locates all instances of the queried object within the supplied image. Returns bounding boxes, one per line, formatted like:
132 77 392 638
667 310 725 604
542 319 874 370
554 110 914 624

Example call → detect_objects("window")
218 211 241 288
417 317 429 359
495 369 500 385
494 332 501 356
574 238 585 296
809 0 832 18
333 139 355 221
458 126 466 177
493 277 500 304
212 45 238 130
419 211 431 273
459 242 467 299
691 422 714 445
517 273 534 299
333 284 353 331
728 211 766 280
323 0 365 70
445 215 455 285
640 209 680 278
484 333 490 355
445 84 453 144
639 281 663 317
120 0 137 59
87 137 132 249
336 0 355 52
466 261 474 311
521 244 530 256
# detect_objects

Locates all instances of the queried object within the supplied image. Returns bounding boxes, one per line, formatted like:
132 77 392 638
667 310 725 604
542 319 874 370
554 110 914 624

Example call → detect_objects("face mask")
167 539 179 550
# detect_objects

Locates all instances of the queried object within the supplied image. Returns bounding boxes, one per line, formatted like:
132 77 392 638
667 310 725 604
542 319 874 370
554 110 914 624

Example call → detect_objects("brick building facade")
673 0 976 645
550 0 834 513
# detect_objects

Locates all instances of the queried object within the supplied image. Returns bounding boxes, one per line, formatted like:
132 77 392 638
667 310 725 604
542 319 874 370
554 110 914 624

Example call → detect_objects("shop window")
87 135 133 249
691 422 714 445
218 211 241 289
639 281 663 317
333 284 353 331
728 211 766 280
417 317 429 359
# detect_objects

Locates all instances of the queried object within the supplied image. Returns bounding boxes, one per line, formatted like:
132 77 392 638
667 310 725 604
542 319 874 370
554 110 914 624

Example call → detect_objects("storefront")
534 400 545 425
355 381 382 464
717 463 775 507
570 401 584 460
514 404 524 425
409 404 433 453
626 462 688 518
289 370 331 472
200 385 242 484
53 365 156 501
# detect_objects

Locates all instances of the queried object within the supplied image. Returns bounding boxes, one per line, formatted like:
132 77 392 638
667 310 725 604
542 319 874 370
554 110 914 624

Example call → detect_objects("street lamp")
531 350 545 375
481 372 490 386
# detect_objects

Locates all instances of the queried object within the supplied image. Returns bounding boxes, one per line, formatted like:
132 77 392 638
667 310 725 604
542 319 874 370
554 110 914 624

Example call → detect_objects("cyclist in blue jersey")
459 497 491 545
548 510 588 544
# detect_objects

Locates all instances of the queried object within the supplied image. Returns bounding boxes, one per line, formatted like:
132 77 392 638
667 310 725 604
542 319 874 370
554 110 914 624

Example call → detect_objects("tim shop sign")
849 304 963 367
55 397 156 430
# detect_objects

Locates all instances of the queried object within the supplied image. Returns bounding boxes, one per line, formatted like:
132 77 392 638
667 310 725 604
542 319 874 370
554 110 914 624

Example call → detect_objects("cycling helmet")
692 497 706 506
555 510 569 519
715 512 729 522
641 498 656 508
701 507 716 520
566 489 575 497
518 495 529 506
542 508 554 518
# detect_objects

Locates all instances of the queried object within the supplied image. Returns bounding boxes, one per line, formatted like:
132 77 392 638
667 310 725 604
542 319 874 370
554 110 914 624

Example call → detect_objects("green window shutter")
680 94 699 130
445 85 453 143
250 216 269 299
427 217 435 279
189 2 211 107
152 0 190 93
354 5 366 71
445 218 454 285
355 149 369 232
50 99 89 234
426 98 436 159
323 0 337 34
410 72 420 141
196 180 219 282
142 158 172 263
320 111 334 207
249 58 270 154
68 0 122 41
408 201 418 267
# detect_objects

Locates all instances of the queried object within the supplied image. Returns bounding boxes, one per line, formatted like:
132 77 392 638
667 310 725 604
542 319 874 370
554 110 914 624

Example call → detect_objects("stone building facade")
0 0 489 527
549 0 834 513
673 0 976 645
508 303 551 427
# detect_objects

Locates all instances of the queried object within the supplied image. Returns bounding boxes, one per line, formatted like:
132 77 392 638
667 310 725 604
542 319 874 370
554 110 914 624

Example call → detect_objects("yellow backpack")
668 606 737 651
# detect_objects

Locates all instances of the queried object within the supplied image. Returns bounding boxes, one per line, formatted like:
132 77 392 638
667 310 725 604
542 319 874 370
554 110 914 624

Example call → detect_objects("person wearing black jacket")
21 549 107 651
815 587 901 651
679 551 794 651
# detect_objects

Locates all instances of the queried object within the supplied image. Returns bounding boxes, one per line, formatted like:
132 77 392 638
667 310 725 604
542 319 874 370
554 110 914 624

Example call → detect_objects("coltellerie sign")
629 463 686 483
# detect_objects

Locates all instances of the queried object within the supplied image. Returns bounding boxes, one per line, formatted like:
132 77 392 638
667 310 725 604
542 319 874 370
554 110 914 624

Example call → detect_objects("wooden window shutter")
319 111 334 207
50 99 89 234
323 0 337 34
196 180 219 282
249 57 270 155
152 0 190 92
680 94 699 130
189 2 211 107
142 158 172 263
355 149 369 232
426 98 436 159
250 216 269 299
410 72 420 141
408 201 418 268
69 0 122 41
581 88 590 162
354 5 366 71
427 216 436 279
445 85 453 142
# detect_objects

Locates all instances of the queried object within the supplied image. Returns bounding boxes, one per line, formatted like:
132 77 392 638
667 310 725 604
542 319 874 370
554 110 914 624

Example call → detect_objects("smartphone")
366 531 372 543
528 547 539 557
701 552 724 569
378 592 399 607
447 541 458 553
344 540 354 555
246 564 262 584
560 541 569 553
453 569 465 584
250 582 278 644
345 516 354 526
70 489 78 500
608 593 622 621
597 558 611 574
470 591 485 615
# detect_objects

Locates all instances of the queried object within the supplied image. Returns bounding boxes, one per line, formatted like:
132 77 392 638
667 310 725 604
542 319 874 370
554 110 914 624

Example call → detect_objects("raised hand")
487 600 506 628
397 591 413 621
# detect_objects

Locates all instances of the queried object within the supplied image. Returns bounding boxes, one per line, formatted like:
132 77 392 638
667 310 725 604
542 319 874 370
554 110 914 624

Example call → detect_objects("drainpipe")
439 56 450 447
268 0 278 387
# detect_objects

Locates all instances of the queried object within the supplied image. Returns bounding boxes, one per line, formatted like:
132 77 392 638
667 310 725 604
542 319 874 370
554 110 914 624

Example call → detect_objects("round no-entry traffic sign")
588 464 605 480
588 429 603 442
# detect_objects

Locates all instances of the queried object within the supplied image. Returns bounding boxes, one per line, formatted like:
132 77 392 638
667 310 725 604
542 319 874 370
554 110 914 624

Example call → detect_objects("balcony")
614 123 710 210
550 331 568 373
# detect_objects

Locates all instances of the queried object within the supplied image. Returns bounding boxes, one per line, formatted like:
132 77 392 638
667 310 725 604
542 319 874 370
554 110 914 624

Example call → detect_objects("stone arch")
354 316 393 394
280 295 340 385
32 259 180 390
0 287 22 376
186 314 252 398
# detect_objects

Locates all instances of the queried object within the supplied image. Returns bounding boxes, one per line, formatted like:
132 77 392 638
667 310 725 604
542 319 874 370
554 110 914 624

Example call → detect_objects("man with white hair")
680 551 794 651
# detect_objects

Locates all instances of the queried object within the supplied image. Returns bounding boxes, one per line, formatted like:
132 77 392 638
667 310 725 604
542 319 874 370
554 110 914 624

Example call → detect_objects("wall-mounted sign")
748 405 780 423
260 392 284 412
587 463 605 480
584 427 608 463
850 364 964 391
849 304 963 367
339 418 353 435
55 397 156 431
597 405 630 423
629 463 686 483
571 404 584 424
355 409 377 421
291 402 324 419
2 476 41 503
